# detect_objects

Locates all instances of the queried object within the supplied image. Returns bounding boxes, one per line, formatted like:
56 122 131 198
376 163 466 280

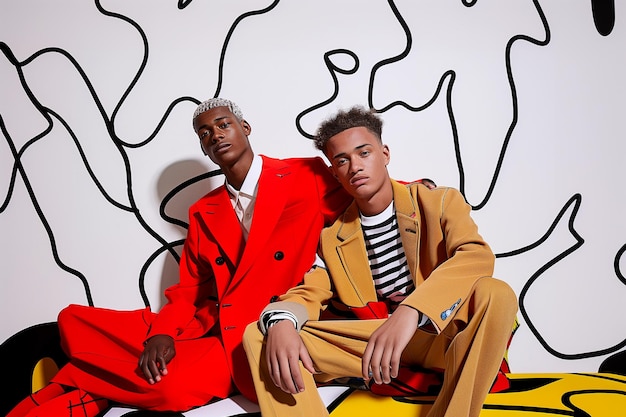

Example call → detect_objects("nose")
349 157 362 175
211 129 225 144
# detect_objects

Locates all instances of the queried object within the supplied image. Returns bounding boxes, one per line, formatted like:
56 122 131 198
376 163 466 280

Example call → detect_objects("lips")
350 175 368 187
213 142 231 154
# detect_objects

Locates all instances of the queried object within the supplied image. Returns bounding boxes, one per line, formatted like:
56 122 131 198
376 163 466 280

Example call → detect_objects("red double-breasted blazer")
146 155 349 400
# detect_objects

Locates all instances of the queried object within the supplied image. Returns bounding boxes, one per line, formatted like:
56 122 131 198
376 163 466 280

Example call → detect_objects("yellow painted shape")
32 357 60 392
330 390 433 416
330 373 626 416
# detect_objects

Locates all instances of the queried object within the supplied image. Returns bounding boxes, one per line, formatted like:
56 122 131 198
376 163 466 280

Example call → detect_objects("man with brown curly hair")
244 106 518 417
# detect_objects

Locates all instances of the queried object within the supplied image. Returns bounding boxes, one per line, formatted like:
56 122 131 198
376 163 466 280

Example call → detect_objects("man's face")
193 106 252 168
325 126 391 204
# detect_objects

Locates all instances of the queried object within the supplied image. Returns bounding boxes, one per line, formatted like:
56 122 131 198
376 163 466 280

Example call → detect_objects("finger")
147 354 162 383
362 341 374 380
268 352 282 389
381 350 393 384
139 354 152 383
157 348 174 375
141 353 157 384
369 345 384 385
278 355 298 394
299 344 316 376
157 351 169 376
288 356 305 394
390 351 401 380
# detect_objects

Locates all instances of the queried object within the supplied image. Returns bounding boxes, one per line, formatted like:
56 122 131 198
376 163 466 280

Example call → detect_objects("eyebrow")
195 116 229 131
332 143 370 160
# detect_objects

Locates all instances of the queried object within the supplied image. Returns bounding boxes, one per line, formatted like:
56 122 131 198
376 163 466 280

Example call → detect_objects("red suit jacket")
145 155 349 400
51 155 349 411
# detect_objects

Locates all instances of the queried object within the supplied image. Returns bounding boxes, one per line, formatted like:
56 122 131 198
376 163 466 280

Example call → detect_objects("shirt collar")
225 154 262 199
360 200 395 226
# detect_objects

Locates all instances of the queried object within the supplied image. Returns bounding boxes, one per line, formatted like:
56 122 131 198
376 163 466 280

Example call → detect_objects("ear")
382 144 391 166
241 120 251 135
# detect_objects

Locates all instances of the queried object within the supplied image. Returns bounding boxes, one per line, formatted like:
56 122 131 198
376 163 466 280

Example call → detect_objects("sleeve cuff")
259 310 298 335
418 313 432 328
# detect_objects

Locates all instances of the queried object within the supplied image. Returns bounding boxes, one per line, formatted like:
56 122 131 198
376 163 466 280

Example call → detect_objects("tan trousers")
243 277 517 417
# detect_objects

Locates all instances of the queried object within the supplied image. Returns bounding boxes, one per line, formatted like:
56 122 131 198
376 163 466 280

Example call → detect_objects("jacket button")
274 251 284 260
215 257 225 265
224 326 236 330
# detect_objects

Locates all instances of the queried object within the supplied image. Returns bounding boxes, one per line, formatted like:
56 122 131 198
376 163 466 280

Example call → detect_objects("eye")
360 150 370 157
199 130 210 140
218 122 230 129
336 158 348 166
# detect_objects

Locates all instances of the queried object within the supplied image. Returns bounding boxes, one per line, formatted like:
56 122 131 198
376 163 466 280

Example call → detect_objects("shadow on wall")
152 159 223 309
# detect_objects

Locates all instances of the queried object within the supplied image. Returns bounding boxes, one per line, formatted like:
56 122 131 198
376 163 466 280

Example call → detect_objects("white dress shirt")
225 155 262 240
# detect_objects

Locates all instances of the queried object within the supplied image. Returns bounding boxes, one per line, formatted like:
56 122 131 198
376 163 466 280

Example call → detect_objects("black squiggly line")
295 49 360 139
575 372 626 384
0 112 94 306
46 107 133 211
468 0 551 210
94 1 282 306
513 194 626 359
94 2 207 306
103 1 283 305
3 38 134 207
0 42 101 305
496 194 584 258
138 238 186 306
482 404 574 416
97 0 150 146
212 0 281 98
1 4 183 306
0 42 54 212
396 395 574 416
562 389 625 417
367 0 551 210
364 1 468 195
94 2 200 149
591 0 615 36
178 0 193 10
160 170 224 231
367 0 412 111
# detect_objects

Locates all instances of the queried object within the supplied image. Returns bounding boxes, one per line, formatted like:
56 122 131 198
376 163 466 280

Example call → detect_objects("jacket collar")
233 156 292 281
333 180 421 304
194 187 246 267
193 156 293 282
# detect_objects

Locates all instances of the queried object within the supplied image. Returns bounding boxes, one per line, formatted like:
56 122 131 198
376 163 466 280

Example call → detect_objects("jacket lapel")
334 181 421 306
335 204 379 304
196 187 245 267
392 180 421 279
229 156 290 286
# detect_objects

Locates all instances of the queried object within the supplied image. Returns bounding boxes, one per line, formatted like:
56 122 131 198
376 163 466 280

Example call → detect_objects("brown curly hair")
314 106 383 153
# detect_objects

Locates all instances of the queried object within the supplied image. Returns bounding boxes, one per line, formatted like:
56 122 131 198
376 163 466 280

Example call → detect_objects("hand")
139 334 175 384
362 305 420 385
266 320 316 394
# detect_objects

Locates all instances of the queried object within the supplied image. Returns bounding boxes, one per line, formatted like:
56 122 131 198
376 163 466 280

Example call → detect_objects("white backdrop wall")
1 0 624 375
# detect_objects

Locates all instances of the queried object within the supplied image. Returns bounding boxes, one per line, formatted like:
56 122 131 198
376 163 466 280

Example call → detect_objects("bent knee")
477 277 518 315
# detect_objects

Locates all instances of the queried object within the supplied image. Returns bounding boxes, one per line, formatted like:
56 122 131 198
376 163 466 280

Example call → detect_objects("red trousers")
51 305 234 411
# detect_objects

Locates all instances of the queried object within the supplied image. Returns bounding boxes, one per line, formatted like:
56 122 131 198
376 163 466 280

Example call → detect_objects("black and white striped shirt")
361 203 415 308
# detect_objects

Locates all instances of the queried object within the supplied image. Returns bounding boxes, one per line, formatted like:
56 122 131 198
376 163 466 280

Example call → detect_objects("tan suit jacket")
270 179 495 333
